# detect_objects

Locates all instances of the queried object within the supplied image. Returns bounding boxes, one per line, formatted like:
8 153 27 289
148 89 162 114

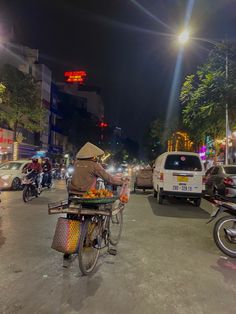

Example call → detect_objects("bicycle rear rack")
48 199 113 216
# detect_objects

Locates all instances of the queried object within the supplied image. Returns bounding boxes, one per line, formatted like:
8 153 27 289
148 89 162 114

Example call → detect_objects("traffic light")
99 122 108 128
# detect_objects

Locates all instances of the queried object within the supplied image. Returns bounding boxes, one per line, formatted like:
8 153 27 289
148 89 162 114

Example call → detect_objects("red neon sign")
64 71 87 84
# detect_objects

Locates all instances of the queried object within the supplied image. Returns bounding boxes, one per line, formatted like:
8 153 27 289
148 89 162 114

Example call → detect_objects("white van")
153 152 205 206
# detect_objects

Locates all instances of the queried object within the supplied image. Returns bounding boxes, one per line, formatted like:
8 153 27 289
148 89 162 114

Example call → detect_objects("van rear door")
163 154 203 193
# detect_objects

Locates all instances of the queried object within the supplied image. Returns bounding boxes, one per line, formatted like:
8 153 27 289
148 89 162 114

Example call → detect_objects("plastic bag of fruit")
119 182 130 203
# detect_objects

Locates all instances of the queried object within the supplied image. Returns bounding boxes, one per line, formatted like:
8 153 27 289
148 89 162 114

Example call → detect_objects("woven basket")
51 217 80 254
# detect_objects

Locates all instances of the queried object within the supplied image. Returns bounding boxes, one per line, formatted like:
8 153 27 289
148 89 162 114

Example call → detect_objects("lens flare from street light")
178 30 190 44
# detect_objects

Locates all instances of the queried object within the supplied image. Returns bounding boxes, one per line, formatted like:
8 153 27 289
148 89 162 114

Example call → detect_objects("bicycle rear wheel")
109 210 123 246
78 219 100 275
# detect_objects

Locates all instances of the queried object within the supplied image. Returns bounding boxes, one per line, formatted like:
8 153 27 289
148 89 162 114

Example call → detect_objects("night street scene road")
1 1 236 313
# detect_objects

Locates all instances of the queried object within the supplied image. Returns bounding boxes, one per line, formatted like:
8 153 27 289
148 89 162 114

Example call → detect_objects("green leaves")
0 64 44 140
180 42 236 143
0 83 6 94
144 117 180 159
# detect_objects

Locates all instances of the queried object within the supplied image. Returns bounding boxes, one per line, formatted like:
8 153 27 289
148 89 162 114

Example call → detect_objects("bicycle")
49 196 125 275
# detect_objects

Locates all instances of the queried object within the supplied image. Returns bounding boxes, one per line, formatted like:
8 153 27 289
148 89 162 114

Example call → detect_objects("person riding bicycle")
64 142 124 261
25 157 42 193
42 157 52 187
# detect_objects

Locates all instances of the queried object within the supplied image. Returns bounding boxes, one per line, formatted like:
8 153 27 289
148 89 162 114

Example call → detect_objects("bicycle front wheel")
78 219 100 275
109 210 123 246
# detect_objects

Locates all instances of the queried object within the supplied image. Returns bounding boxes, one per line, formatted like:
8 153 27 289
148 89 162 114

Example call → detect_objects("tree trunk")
13 121 18 142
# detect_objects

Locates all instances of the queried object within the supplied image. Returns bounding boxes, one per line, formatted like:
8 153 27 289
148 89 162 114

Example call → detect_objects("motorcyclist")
25 157 42 193
42 157 52 187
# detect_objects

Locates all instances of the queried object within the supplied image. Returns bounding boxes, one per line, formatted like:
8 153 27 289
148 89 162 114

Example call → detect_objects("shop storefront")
0 128 13 162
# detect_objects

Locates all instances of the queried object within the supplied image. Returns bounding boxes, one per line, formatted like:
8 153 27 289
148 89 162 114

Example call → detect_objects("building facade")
0 41 52 157
57 83 104 120
49 82 69 156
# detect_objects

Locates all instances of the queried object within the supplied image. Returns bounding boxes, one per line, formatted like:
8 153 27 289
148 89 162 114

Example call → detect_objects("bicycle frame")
76 208 120 251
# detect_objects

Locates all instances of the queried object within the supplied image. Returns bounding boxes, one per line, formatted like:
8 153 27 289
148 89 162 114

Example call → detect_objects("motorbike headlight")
1 175 11 180
68 168 74 174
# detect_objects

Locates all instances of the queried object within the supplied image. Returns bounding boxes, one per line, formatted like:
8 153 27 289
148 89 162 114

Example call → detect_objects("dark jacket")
69 159 122 193
42 161 52 172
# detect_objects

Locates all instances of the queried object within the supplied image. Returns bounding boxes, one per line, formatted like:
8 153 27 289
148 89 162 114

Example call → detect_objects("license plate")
22 179 31 184
177 176 188 182
173 185 193 192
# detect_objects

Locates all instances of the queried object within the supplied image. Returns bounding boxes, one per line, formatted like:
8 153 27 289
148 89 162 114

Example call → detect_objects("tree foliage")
144 118 179 160
180 43 236 143
0 83 6 94
0 64 44 140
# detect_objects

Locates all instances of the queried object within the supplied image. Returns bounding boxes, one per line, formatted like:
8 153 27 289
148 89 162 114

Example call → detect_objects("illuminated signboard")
64 71 87 84
0 128 13 155
0 128 13 146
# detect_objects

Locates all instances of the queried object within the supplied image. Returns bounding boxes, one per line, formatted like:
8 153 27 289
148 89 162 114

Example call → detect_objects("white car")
153 152 205 206
0 160 30 190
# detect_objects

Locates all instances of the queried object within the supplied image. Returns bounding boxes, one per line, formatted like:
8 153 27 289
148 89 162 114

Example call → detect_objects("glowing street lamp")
178 30 190 45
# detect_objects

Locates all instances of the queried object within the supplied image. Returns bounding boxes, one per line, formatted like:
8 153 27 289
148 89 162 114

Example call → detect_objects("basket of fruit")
71 188 118 204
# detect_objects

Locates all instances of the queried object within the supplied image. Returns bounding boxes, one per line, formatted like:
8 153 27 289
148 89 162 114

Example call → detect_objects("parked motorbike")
97 177 105 190
208 195 236 258
52 168 61 180
61 167 66 179
22 170 39 203
65 166 74 186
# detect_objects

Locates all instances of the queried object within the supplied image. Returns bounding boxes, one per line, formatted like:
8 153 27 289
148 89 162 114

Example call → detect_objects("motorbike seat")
221 202 236 211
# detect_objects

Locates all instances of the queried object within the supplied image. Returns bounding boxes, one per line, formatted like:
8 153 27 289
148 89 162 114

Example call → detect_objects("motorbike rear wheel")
213 215 236 258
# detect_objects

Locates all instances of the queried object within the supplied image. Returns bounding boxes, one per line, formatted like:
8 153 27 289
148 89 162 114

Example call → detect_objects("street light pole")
178 31 230 164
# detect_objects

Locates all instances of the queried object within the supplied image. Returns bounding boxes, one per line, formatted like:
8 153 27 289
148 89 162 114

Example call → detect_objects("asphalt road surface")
0 182 236 314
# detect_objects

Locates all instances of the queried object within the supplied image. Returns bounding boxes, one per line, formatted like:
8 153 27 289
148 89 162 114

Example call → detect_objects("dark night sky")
1 0 236 142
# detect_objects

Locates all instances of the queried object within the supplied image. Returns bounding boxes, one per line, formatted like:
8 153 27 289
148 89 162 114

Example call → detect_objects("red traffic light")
99 122 108 128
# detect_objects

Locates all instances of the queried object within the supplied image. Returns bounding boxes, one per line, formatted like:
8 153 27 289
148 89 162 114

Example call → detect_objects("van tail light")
159 173 164 182
224 177 234 186
202 176 207 185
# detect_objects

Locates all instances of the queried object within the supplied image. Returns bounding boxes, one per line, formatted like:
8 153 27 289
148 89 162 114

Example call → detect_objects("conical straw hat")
76 142 104 159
